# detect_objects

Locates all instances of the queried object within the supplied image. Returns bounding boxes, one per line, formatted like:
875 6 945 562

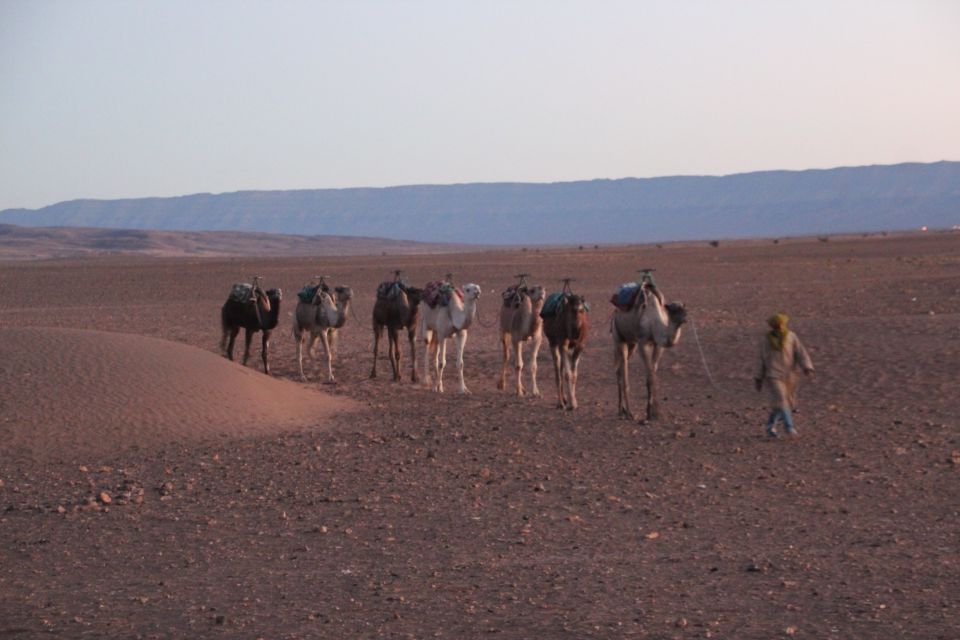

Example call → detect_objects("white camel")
611 279 687 420
498 283 545 397
421 283 481 393
293 285 353 383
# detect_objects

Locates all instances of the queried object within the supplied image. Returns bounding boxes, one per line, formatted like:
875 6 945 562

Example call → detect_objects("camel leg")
642 343 663 420
407 326 419 384
550 344 565 409
319 331 335 384
568 347 582 410
242 330 254 366
220 327 228 356
422 329 434 390
454 330 470 394
498 332 511 391
615 341 634 419
437 337 447 393
560 346 574 410
514 338 525 396
328 328 338 359
225 327 240 361
370 324 382 379
295 328 307 381
261 331 272 376
388 328 401 382
529 331 542 398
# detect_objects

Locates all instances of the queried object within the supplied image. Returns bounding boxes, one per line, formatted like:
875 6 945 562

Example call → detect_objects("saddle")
610 282 645 311
539 292 567 318
228 283 257 304
376 281 406 301
501 285 524 308
297 283 330 304
423 280 463 308
540 291 590 318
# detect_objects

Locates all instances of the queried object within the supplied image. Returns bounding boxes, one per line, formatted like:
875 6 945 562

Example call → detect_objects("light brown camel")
421 282 481 393
498 276 545 396
611 272 687 420
371 273 423 383
541 280 589 410
293 281 353 383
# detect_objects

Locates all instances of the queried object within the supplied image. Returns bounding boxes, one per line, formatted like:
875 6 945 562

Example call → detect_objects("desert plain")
1 232 958 639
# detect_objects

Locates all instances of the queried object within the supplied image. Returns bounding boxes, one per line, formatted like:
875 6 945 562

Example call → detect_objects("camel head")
334 285 353 305
567 294 587 315
405 286 424 306
523 285 546 304
462 283 482 301
664 302 687 346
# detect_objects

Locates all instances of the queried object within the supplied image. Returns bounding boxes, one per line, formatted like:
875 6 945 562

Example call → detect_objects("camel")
611 270 687 421
293 279 353 383
541 279 589 410
498 275 545 396
371 272 423 383
421 281 481 393
220 280 283 375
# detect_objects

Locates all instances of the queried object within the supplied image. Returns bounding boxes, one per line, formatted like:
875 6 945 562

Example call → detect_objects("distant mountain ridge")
2 162 958 244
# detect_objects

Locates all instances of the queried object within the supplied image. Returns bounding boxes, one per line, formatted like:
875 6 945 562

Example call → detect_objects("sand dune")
0 327 354 461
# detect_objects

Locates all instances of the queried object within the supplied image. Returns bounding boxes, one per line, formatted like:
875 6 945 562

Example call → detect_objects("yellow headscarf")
767 313 789 351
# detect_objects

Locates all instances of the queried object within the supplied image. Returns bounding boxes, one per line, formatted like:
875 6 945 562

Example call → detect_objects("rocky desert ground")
1 232 958 639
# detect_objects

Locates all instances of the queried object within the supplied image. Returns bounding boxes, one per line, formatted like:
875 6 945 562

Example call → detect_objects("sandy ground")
0 232 958 639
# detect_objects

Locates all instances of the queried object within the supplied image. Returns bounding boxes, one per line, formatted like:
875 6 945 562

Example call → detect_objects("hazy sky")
1 0 958 210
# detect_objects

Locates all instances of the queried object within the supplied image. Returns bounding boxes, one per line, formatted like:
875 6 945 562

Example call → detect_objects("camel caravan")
220 269 688 420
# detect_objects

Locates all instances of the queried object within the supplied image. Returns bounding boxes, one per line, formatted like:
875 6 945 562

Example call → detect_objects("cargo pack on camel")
297 282 331 303
228 282 258 304
609 269 659 311
540 292 591 318
377 280 412 301
610 282 645 311
422 280 464 309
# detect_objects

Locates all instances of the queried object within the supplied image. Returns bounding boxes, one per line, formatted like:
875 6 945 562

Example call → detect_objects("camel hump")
228 283 255 304
611 282 644 311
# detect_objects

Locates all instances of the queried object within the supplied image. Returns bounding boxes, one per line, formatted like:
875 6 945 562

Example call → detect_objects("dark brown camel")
541 280 589 410
370 275 424 383
220 284 283 375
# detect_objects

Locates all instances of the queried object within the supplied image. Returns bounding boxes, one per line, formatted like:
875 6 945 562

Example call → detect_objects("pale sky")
1 0 958 211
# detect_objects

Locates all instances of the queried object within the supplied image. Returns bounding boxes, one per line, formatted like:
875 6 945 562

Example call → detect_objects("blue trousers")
766 408 795 434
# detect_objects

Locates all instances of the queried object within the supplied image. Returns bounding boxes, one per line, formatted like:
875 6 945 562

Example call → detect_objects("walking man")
755 313 814 437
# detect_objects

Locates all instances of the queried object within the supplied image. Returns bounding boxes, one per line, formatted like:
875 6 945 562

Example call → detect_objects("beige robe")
756 331 814 410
